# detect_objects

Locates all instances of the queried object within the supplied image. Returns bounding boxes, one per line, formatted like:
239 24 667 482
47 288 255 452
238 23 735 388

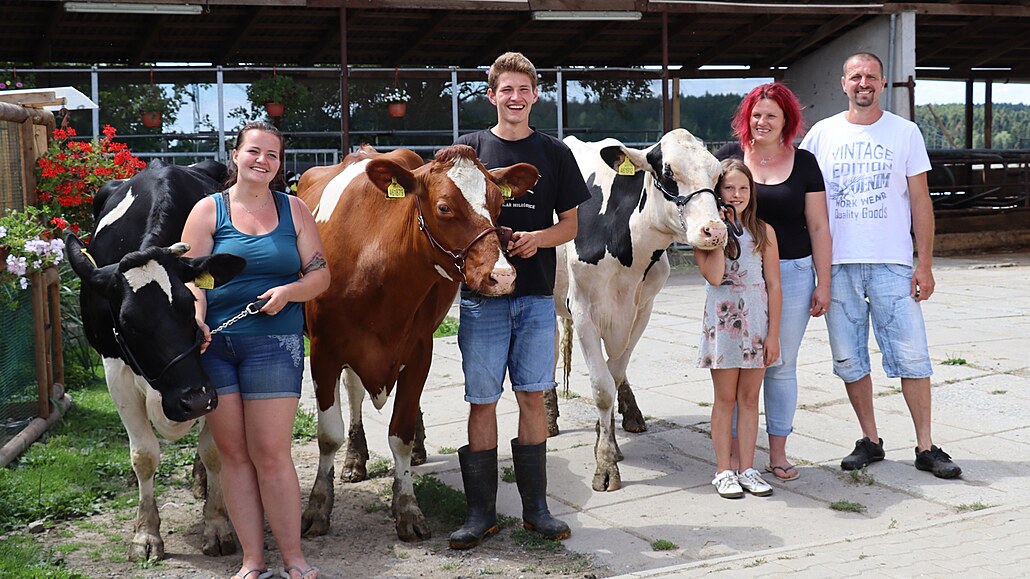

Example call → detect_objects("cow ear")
489 163 538 200
366 159 418 199
64 234 118 295
180 253 246 289
607 145 649 174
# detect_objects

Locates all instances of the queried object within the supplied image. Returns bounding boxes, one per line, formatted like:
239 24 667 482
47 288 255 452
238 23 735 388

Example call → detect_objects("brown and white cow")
553 129 727 491
297 144 537 540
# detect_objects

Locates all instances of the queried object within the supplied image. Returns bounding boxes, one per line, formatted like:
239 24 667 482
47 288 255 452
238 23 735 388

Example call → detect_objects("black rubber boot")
448 446 499 549
510 438 571 541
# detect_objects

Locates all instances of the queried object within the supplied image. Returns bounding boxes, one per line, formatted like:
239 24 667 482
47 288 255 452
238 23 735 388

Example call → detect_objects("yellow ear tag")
194 271 215 290
79 247 97 268
618 157 636 176
499 183 513 198
387 177 406 199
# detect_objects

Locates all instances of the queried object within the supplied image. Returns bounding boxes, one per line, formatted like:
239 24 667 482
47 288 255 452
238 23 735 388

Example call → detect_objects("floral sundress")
697 227 770 369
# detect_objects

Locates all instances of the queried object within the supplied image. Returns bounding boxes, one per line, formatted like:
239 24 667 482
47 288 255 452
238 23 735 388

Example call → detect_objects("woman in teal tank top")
182 122 329 579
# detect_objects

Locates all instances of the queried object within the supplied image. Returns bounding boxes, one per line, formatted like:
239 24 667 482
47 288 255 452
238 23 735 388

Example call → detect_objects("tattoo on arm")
302 252 327 274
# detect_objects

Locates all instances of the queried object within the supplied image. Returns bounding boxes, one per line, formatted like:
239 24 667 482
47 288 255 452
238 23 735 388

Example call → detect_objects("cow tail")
561 316 574 396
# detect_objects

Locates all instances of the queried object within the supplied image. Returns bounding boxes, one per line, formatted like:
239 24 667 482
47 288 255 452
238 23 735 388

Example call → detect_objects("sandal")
281 565 320 579
231 568 273 579
765 463 800 481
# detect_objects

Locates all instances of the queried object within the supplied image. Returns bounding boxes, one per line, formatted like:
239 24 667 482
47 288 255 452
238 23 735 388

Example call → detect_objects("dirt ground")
34 441 609 579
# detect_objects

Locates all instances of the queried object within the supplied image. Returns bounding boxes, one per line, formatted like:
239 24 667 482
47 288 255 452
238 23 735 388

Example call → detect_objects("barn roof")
6 1 1030 81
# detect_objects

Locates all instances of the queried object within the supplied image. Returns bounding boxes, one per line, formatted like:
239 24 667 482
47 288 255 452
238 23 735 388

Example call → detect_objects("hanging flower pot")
264 102 285 117
141 111 162 128
387 102 407 118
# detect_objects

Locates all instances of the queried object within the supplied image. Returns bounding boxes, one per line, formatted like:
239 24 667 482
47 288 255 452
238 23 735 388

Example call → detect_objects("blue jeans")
826 263 932 382
458 291 557 405
762 256 815 437
202 333 304 400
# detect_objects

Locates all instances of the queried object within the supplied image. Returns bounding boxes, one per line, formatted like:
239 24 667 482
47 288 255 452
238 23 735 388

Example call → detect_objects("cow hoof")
302 513 331 538
410 447 427 466
591 465 622 492
621 412 648 433
396 515 432 542
128 533 164 562
340 464 367 483
201 521 236 556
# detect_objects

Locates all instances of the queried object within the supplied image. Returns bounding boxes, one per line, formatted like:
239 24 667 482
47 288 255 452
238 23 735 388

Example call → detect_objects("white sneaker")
712 470 744 498
737 468 773 496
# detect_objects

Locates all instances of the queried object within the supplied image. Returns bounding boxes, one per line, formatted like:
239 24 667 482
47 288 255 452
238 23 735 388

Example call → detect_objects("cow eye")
438 203 451 214
663 166 674 180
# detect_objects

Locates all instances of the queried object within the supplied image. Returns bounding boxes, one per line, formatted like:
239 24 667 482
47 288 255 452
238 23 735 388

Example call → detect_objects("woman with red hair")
715 82 831 482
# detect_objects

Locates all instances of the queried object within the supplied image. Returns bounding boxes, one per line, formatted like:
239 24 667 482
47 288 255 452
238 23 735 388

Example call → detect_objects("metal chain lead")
209 299 267 335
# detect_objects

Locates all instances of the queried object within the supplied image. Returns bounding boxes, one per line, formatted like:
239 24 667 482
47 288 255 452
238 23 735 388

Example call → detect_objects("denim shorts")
202 333 305 400
457 291 557 405
825 263 932 382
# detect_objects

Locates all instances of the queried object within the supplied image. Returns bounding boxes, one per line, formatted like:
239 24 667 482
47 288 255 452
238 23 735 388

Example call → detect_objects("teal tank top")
205 191 303 335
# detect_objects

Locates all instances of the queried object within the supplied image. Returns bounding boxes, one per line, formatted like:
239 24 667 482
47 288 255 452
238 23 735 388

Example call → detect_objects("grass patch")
501 466 516 483
697 401 711 407
847 466 875 486
955 502 992 512
941 356 967 366
0 535 89 578
437 446 458 455
830 500 866 513
0 379 134 534
433 316 459 338
650 539 678 551
292 406 318 442
511 528 563 553
559 389 581 400
366 454 394 479
412 474 466 528
990 390 1008 395
743 558 767 568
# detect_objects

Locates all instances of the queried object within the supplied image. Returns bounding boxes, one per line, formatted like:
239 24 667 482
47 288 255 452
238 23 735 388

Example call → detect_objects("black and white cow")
552 129 727 492
66 160 245 561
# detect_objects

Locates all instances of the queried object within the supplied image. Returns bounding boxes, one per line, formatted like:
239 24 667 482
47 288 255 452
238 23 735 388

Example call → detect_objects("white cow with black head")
66 160 245 561
553 129 727 491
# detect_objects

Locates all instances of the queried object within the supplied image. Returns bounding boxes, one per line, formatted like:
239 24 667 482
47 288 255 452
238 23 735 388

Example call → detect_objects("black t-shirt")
715 142 825 260
457 129 591 296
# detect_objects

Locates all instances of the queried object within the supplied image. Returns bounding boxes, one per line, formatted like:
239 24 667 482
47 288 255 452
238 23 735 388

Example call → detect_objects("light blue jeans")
762 256 815 437
458 291 558 405
825 263 932 382
730 256 814 438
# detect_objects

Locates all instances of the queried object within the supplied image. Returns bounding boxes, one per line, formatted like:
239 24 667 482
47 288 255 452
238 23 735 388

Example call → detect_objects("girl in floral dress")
696 159 782 499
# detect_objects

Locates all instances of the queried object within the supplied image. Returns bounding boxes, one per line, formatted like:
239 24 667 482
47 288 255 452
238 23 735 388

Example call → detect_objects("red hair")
731 82 805 151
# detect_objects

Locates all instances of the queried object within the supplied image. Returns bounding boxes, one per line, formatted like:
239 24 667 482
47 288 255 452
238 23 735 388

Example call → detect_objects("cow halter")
650 174 744 260
413 194 513 280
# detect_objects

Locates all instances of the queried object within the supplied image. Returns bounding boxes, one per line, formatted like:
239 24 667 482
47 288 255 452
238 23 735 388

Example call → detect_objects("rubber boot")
510 438 571 540
448 446 499 549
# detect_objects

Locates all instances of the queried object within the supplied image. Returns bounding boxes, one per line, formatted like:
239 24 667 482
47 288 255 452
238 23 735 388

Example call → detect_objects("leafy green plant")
501 466 516 483
433 316 459 338
847 466 875 486
292 406 317 442
942 356 967 366
0 535 88 578
829 500 866 513
412 474 466 527
247 74 308 107
511 528 563 552
955 501 992 512
651 539 678 551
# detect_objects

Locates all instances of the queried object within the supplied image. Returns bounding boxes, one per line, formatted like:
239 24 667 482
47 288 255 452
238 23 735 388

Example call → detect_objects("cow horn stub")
167 242 191 256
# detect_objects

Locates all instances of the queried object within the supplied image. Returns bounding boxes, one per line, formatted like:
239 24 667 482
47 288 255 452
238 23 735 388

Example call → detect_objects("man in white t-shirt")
800 52 961 479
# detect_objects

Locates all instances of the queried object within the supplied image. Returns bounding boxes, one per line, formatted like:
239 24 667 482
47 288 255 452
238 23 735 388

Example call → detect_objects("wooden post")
46 267 64 394
984 80 993 149
31 270 50 419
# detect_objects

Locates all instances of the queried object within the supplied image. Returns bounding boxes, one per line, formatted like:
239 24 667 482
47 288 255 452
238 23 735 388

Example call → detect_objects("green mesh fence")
0 119 25 211
0 288 38 448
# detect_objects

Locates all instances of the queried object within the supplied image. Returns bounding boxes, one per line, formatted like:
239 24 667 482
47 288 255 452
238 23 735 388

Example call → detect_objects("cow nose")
166 386 218 421
490 267 516 293
705 222 728 244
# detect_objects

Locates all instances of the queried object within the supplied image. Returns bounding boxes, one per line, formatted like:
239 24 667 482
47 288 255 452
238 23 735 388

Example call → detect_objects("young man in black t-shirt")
449 52 591 550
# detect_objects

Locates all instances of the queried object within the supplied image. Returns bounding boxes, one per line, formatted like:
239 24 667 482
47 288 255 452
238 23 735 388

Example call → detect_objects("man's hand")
912 265 935 302
507 230 541 258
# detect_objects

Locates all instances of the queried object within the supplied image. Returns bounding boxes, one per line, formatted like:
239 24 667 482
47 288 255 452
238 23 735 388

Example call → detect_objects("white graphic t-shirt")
800 111 931 267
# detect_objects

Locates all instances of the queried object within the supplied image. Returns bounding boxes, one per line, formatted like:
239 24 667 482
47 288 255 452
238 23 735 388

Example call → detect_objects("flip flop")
281 565 320 579
765 463 800 481
231 568 274 579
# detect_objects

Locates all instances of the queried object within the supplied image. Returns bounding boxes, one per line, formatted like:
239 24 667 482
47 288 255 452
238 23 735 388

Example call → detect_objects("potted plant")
140 84 164 128
247 74 308 118
380 87 411 118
